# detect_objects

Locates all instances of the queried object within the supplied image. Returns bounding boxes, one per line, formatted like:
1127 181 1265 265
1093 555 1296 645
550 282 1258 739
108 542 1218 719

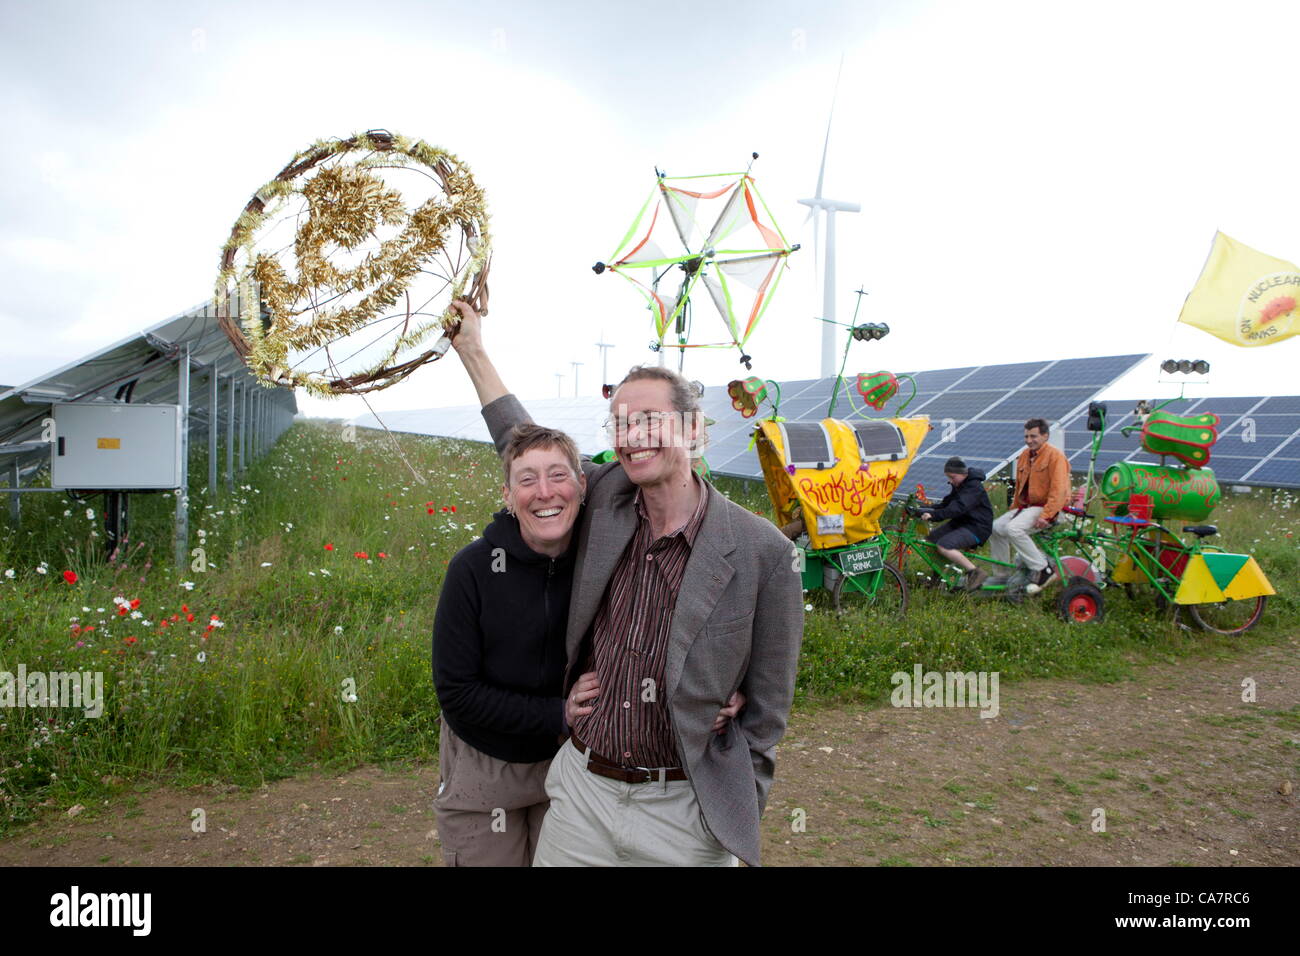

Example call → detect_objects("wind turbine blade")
814 55 844 199
814 119 831 199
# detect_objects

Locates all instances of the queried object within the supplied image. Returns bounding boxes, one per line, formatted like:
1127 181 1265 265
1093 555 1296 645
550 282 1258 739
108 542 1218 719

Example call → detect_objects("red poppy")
118 607 128 617
84 626 94 633
130 598 140 609
377 552 389 559
124 636 138 645
182 604 189 613
324 543 334 551
450 506 457 513
427 508 434 514
62 570 77 584
353 551 369 560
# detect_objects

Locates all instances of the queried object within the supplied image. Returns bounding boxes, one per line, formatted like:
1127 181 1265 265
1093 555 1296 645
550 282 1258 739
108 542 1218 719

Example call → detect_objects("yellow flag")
1178 231 1300 347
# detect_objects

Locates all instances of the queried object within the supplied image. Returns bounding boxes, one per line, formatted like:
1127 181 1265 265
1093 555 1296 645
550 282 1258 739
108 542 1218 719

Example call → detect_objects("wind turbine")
595 334 615 391
799 62 860 378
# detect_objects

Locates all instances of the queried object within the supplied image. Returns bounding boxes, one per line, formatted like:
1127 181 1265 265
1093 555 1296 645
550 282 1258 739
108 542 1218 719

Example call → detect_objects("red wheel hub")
1068 594 1098 621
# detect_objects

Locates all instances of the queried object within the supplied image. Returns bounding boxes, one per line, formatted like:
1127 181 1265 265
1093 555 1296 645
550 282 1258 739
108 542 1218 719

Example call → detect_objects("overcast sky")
2 0 1297 422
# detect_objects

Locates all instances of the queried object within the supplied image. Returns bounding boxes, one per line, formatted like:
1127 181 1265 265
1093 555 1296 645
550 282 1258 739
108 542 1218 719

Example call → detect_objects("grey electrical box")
51 403 182 490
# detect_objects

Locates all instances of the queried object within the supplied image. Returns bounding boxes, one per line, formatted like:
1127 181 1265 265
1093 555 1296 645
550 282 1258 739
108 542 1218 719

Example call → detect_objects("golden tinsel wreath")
215 129 490 397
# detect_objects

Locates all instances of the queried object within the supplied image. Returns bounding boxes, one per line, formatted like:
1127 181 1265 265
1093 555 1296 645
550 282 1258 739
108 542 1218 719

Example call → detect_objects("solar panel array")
351 397 612 456
1 294 298 564
704 354 1150 497
1060 395 1300 489
357 353 1299 494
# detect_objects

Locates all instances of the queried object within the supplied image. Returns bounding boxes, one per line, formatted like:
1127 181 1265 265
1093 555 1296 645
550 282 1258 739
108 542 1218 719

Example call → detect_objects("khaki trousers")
531 737 738 867
990 506 1049 572
433 716 553 866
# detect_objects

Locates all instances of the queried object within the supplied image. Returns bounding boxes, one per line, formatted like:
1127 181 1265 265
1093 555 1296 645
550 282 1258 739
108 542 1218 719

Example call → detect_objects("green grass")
0 420 1295 834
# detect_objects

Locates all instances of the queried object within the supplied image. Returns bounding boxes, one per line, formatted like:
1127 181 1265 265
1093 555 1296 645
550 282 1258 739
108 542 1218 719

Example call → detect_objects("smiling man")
988 418 1071 588
449 301 804 867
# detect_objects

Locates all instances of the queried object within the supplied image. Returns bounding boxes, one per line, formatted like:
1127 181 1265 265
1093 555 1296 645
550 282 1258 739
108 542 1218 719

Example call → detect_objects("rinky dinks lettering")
797 469 901 517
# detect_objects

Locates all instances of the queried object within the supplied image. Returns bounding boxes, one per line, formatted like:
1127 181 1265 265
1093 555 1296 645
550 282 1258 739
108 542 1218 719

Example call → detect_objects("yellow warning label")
97 438 121 449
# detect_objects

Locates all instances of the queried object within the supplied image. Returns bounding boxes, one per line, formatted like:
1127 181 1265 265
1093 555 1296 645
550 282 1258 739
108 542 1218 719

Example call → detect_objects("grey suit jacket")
483 394 804 866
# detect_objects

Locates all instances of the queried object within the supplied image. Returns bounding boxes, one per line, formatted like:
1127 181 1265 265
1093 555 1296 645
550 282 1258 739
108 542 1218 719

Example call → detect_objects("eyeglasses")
603 410 679 442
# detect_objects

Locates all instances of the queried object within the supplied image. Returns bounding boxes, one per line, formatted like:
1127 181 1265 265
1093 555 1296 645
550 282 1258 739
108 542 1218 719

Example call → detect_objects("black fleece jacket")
431 508 574 763
921 467 993 542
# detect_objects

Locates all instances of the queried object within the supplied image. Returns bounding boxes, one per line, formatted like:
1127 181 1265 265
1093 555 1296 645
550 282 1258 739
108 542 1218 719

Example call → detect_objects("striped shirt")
571 475 709 767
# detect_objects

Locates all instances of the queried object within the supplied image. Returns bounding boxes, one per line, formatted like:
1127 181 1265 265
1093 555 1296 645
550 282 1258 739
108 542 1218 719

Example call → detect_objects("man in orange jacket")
989 418 1071 588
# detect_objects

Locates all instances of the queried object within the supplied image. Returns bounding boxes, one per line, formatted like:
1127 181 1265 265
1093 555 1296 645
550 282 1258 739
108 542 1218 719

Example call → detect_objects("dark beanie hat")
943 456 968 475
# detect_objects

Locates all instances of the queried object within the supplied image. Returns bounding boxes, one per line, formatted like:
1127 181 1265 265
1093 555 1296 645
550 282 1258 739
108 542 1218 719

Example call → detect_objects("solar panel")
1243 457 1300 485
982 388 1096 422
705 354 1151 484
1221 414 1297 436
908 367 978 390
853 421 908 462
775 422 835 468
1175 456 1236 480
957 362 1051 390
1048 355 1147 386
909 457 1004 502
1211 436 1289 462
1089 452 1133 471
1256 396 1300 414
933 422 1016 455
778 379 833 401
778 396 832 420
699 390 736 420
1197 397 1266 415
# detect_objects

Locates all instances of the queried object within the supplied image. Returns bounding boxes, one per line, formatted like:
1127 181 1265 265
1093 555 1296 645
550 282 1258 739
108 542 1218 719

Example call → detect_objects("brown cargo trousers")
433 716 554 866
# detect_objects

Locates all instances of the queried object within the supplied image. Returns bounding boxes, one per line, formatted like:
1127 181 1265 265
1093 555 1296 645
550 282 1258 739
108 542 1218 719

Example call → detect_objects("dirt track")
1 639 1296 866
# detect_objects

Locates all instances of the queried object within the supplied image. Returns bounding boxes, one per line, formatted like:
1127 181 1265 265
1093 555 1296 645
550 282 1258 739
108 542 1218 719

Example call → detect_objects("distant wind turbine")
799 60 860 378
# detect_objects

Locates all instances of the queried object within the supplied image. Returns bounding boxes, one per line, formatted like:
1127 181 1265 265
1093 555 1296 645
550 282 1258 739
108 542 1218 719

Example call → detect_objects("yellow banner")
1178 231 1300 347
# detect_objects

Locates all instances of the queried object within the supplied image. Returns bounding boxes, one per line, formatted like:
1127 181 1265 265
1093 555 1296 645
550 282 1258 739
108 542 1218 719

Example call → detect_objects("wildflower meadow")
0 420 1294 833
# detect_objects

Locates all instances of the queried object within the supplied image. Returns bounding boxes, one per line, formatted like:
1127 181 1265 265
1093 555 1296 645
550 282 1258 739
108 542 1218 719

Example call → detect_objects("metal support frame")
225 374 235 490
208 363 219 494
174 343 190 571
7 461 18 526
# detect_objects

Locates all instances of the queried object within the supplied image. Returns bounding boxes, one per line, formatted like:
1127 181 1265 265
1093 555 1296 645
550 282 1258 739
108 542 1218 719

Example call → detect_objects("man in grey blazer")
450 302 804 867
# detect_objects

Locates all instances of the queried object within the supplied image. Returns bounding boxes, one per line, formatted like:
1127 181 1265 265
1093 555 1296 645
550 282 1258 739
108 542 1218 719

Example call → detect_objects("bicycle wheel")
831 562 909 617
1058 580 1104 623
1186 596 1267 635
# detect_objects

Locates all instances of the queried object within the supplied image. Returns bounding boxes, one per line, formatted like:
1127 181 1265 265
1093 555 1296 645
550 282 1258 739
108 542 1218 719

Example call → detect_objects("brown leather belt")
570 731 688 784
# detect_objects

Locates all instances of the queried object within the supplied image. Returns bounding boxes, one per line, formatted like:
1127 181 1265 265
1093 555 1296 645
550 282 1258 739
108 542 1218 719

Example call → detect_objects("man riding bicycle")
915 456 994 591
